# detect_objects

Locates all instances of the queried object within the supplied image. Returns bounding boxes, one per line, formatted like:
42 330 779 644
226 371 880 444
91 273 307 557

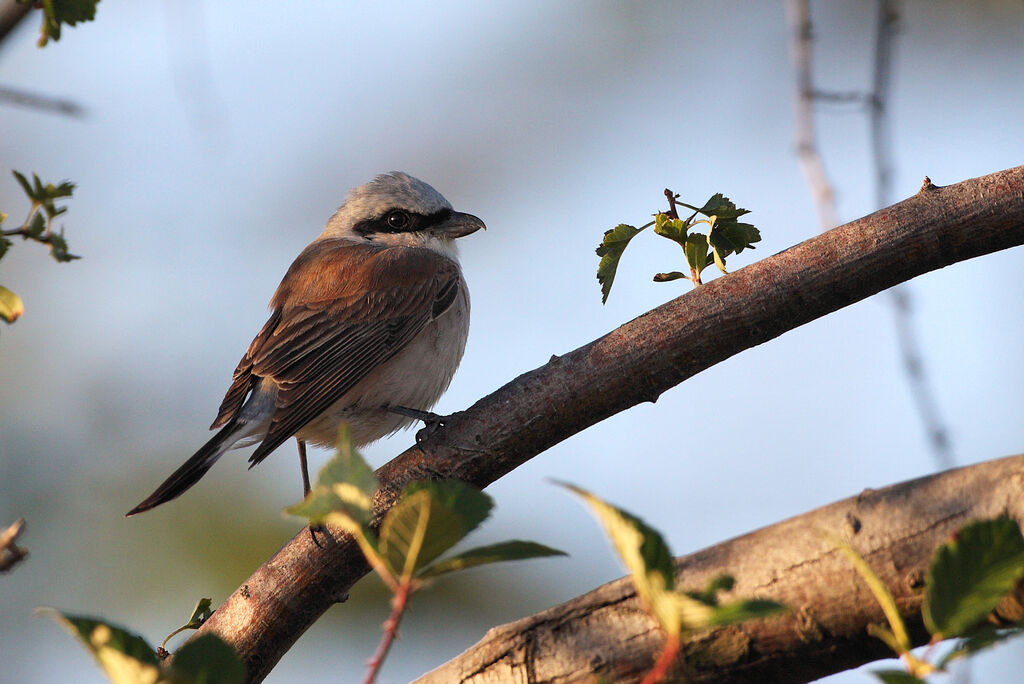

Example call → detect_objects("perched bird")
127 172 484 516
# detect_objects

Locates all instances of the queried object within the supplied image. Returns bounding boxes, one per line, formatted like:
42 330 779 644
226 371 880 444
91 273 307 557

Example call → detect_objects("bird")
126 172 484 516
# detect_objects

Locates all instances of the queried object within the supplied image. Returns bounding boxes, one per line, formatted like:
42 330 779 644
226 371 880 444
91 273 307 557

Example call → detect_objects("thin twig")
640 633 681 684
867 0 956 472
785 0 839 231
0 518 28 572
0 85 85 117
363 580 414 684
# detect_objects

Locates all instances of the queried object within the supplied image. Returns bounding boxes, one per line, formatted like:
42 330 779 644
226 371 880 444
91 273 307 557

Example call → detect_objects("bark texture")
187 166 1024 682
417 454 1024 683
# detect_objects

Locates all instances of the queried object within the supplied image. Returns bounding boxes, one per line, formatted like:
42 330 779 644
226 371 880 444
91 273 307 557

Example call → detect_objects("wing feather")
210 238 462 465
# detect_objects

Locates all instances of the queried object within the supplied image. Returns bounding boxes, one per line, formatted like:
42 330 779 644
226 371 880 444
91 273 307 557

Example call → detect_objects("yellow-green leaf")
378 481 492 581
0 286 24 322
559 482 680 634
924 518 1024 639
418 540 567 579
37 608 161 684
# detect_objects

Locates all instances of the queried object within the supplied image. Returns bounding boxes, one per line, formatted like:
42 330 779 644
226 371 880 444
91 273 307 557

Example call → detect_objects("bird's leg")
297 438 325 547
297 437 312 498
388 405 446 444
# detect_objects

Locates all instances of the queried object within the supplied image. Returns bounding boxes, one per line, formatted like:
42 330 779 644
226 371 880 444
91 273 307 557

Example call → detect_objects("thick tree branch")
416 453 1024 683
190 165 1024 682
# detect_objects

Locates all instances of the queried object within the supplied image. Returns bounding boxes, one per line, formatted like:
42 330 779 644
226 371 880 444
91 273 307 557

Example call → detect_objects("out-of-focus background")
1 1 1021 681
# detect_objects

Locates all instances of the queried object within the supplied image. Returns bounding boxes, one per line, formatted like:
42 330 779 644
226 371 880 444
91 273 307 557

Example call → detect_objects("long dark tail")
125 421 241 516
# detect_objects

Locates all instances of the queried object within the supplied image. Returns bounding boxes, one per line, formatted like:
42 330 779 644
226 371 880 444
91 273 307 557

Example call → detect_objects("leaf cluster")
288 426 565 590
1 170 79 323
39 607 243 684
596 191 760 303
834 517 1024 682
18 0 100 47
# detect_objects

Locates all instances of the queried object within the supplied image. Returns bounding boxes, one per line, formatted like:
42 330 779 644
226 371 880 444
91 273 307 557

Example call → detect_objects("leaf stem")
640 633 681 684
363 579 415 684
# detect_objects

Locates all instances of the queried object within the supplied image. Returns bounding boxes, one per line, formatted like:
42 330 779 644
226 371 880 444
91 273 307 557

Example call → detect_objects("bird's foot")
388 405 447 444
309 523 327 548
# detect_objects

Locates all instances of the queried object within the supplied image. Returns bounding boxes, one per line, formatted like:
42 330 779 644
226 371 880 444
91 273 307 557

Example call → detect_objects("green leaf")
12 170 34 199
0 235 11 260
285 424 378 526
698 193 750 221
49 230 80 262
559 482 679 633
378 481 493 580
938 625 1024 668
183 597 213 630
47 180 76 200
872 671 927 684
705 598 787 627
652 271 687 283
596 223 644 304
36 0 101 46
37 608 162 684
0 286 24 323
652 212 687 244
924 517 1024 639
27 211 46 239
418 540 567 579
684 233 709 278
169 633 245 684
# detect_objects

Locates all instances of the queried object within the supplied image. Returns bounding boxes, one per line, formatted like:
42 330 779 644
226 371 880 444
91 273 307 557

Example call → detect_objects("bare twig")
0 85 85 117
363 580 414 684
0 0 31 45
0 518 28 572
868 1 956 471
785 0 839 231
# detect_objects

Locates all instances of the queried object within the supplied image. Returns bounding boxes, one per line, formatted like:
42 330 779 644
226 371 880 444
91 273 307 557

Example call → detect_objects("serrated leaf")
924 518 1024 639
285 424 377 526
27 211 46 239
12 170 34 199
559 482 678 632
38 608 162 684
49 231 80 262
47 180 76 199
1 286 24 323
378 481 493 580
872 671 926 684
37 0 100 46
684 233 709 278
169 633 245 684
938 625 1024 668
698 193 750 221
418 540 567 579
596 223 643 304
652 213 687 244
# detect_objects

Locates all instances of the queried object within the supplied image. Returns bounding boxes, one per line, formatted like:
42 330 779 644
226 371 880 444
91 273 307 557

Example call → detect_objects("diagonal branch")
188 165 1024 682
416 453 1024 683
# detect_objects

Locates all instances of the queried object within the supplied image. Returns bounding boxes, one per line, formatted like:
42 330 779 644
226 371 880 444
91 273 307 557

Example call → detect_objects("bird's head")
321 172 485 256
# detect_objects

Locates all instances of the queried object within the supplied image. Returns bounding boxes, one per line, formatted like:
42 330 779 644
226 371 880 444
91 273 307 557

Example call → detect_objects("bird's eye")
386 210 410 230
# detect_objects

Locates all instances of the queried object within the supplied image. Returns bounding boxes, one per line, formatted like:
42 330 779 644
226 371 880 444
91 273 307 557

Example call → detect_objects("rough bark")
187 165 1024 682
417 453 1024 683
